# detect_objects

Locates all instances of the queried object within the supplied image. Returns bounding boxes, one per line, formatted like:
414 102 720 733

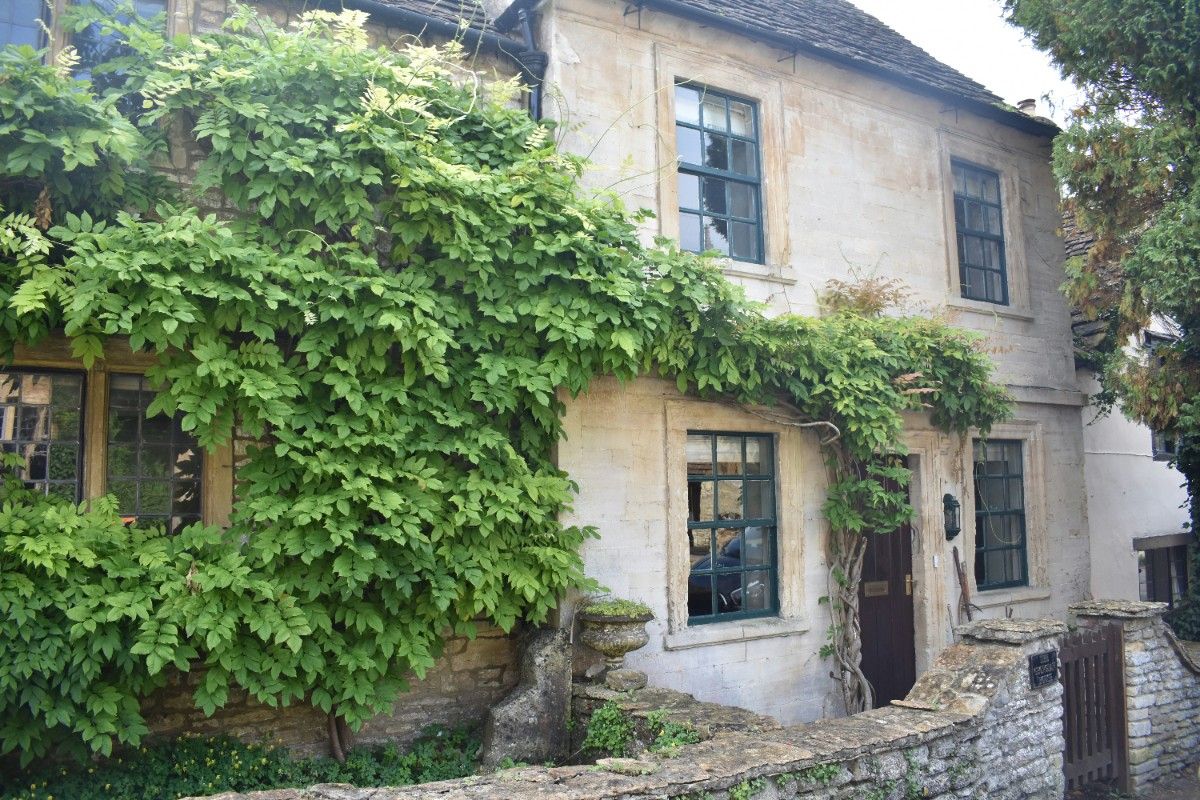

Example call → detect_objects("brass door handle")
905 574 913 596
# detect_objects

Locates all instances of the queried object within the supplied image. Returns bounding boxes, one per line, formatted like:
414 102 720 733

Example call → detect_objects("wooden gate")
1061 624 1128 792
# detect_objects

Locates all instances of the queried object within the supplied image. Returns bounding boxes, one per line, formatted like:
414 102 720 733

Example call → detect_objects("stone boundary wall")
145 625 519 756
191 618 1067 800
1072 600 1200 795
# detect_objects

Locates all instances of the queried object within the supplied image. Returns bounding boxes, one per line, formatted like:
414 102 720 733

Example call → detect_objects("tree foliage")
1006 0 1200 631
0 7 1009 761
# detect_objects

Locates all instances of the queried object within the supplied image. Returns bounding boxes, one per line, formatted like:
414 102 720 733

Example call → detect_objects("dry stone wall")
188 618 1068 800
1072 600 1200 795
144 624 519 756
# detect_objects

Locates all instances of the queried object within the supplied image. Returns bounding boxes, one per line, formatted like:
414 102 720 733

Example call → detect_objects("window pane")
678 212 702 252
744 479 773 519
703 133 729 170
984 205 1002 235
73 0 167 84
0 371 85 500
676 127 702 165
729 221 758 262
729 100 754 136
677 173 700 210
701 177 727 215
674 85 700 125
0 0 44 48
111 479 137 514
106 374 202 534
745 436 772 475
700 95 727 131
740 570 771 612
730 139 757 176
715 436 742 473
704 218 729 255
981 173 1000 203
729 183 756 219
715 480 741 520
743 526 770 566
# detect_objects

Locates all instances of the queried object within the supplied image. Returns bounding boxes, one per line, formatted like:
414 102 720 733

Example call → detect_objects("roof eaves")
501 0 1058 138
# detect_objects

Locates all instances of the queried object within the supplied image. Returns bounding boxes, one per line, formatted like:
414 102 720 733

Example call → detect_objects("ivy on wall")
0 7 1009 762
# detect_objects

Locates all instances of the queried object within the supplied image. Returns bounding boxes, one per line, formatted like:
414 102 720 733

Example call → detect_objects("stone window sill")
663 615 809 651
974 586 1052 609
718 259 798 286
946 299 1035 323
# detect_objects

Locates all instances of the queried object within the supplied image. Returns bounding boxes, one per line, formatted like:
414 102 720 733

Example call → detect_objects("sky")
847 0 1083 124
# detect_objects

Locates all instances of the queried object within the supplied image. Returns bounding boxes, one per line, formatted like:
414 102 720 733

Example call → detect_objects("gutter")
499 0 1056 138
320 0 548 119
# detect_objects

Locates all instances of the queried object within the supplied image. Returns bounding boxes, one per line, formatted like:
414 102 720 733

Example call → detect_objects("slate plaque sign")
1029 650 1058 688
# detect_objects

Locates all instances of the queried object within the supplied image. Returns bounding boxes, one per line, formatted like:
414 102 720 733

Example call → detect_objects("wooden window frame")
972 438 1029 591
952 159 1009 305
685 430 779 625
673 82 765 265
5 335 233 527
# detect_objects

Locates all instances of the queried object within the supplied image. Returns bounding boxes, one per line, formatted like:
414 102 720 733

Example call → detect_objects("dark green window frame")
973 439 1028 590
686 431 778 624
674 82 764 264
952 160 1008 305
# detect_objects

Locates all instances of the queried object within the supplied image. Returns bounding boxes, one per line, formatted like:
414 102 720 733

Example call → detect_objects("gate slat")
1061 623 1128 793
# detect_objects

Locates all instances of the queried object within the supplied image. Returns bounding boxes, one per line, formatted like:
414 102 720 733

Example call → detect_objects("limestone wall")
142 625 519 756
559 376 1091 726
1073 600 1200 795
186 618 1068 800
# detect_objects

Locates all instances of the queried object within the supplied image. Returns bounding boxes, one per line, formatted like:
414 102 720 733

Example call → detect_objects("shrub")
0 728 479 800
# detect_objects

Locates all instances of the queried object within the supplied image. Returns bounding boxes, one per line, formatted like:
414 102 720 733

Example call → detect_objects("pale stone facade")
544 0 1090 724
1077 368 1190 602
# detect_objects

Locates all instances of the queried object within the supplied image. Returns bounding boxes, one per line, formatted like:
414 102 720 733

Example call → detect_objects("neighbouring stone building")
0 0 1125 769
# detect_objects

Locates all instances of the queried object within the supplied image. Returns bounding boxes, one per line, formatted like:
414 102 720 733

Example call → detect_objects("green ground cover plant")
0 728 478 800
0 5 1010 764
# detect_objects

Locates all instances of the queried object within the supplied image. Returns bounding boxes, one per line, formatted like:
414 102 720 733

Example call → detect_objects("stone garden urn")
577 600 653 690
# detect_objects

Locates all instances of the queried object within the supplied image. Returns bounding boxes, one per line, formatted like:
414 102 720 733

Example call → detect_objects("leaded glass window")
686 432 777 623
107 373 202 533
953 161 1008 304
0 371 85 502
973 439 1027 590
675 83 763 263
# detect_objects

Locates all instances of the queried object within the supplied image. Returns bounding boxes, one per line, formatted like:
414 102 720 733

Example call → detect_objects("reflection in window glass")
952 161 1008 304
107 373 202 534
686 431 777 623
72 0 167 94
1 0 45 48
972 439 1027 589
674 82 763 263
0 371 84 501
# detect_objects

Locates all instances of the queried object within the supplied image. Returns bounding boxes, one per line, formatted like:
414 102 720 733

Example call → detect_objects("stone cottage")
0 0 1093 744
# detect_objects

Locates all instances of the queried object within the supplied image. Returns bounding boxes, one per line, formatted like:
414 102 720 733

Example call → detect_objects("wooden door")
858 520 916 707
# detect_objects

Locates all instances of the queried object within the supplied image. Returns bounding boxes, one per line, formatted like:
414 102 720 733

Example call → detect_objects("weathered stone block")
479 628 572 769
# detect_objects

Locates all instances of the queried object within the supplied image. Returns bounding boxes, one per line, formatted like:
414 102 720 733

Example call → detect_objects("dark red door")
858 521 916 707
